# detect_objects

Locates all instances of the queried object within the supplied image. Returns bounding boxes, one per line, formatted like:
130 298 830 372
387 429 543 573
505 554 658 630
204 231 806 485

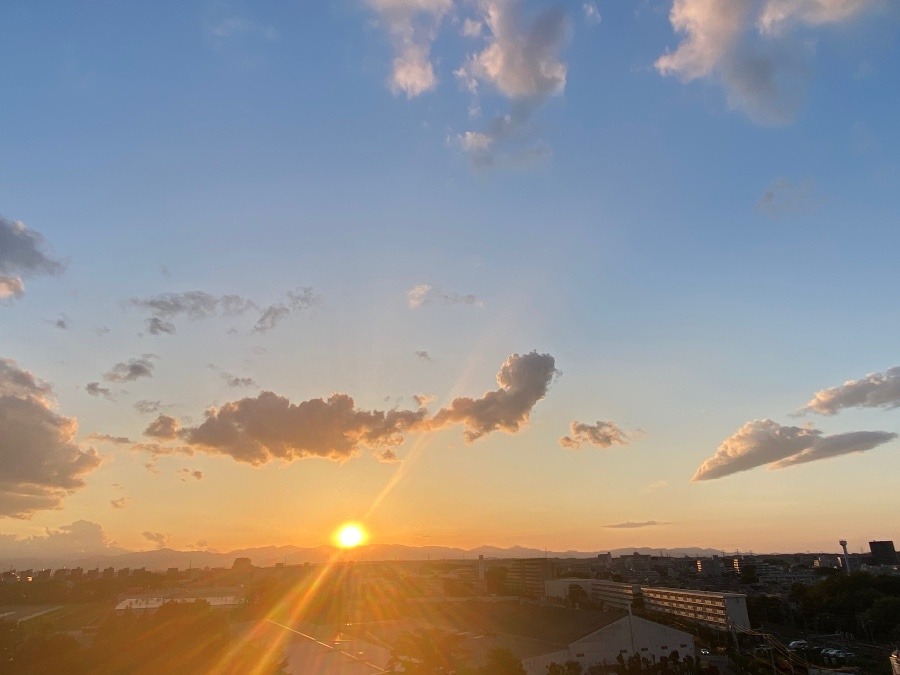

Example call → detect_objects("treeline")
0 601 286 675
790 571 900 640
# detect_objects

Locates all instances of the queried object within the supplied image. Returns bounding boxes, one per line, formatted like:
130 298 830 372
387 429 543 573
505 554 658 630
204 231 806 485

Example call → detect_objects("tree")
568 584 589 608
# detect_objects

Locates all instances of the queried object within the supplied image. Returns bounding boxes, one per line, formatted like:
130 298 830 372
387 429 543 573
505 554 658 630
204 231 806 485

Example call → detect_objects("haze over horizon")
2 0 898 557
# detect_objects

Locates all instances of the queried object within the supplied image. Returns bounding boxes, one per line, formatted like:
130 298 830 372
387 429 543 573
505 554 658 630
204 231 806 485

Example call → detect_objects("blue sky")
1 0 898 556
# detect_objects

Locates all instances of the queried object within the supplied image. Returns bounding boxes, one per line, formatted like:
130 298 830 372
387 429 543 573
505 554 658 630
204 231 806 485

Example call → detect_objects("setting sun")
334 523 367 549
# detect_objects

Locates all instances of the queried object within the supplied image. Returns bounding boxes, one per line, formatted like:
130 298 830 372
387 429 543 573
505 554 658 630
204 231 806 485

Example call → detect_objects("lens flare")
334 522 366 549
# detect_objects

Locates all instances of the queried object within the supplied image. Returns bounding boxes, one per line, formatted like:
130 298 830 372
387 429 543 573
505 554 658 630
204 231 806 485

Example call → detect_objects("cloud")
85 382 115 400
222 373 257 388
453 0 570 166
757 177 816 216
376 449 399 463
103 356 156 382
463 17 484 37
757 0 878 35
0 359 101 517
143 531 170 549
134 399 165 414
427 351 557 442
0 520 124 558
129 290 265 334
145 317 176 335
87 433 133 445
406 284 483 308
179 469 204 481
178 392 430 465
603 520 666 529
769 430 897 468
408 284 433 308
52 315 69 330
137 351 558 464
560 420 631 449
802 366 900 415
145 414 181 440
414 350 432 361
655 0 877 125
692 418 897 480
368 0 453 98
0 276 25 301
414 393 436 408
110 497 129 509
0 218 65 301
583 2 602 25
252 287 320 333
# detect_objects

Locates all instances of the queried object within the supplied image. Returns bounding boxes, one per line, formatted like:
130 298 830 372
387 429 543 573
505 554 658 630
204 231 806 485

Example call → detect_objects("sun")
334 522 367 549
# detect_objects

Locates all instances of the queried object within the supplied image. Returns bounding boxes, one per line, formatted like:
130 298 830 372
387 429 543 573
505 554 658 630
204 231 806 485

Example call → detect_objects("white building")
641 587 750 630
522 614 695 674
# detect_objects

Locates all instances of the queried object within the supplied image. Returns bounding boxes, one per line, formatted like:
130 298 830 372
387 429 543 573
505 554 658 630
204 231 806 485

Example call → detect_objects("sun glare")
334 522 367 549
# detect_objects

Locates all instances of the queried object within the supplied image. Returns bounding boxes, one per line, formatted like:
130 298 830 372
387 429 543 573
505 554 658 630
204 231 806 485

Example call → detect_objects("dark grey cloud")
693 418 897 480
252 287 320 333
129 291 229 319
0 217 65 278
143 531 169 549
85 382 114 400
223 374 257 388
53 316 69 330
603 521 666 529
134 399 165 414
414 350 432 361
145 317 176 335
802 366 900 415
560 420 631 449
144 414 181 440
181 392 429 465
427 351 557 442
135 352 557 465
0 359 101 518
103 355 156 383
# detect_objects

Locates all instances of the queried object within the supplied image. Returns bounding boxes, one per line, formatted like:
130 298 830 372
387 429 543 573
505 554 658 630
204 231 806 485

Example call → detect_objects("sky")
1 0 899 559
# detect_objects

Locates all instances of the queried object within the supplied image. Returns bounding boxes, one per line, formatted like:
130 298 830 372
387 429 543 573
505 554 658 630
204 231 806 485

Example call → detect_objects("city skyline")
1 0 899 556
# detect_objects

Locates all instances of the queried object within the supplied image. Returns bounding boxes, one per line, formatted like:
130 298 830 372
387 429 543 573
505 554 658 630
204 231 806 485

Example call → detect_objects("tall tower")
839 540 851 573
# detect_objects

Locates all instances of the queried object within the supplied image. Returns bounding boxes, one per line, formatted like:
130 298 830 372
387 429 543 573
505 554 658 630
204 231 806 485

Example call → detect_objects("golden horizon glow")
334 522 367 549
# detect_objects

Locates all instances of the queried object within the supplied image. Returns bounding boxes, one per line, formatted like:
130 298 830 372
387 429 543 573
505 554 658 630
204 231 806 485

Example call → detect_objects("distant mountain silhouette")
4 544 730 571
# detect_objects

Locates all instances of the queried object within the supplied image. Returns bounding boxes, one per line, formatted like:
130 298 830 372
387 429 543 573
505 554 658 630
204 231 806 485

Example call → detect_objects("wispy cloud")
693 418 897 480
143 531 170 549
801 366 900 415
414 350 432 362
583 2 601 25
560 420 631 449
103 355 157 383
407 283 482 309
85 382 115 400
368 0 453 98
757 178 816 216
604 520 666 529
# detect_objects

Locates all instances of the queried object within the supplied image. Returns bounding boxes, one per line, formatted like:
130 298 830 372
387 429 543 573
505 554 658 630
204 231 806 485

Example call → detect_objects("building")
870 541 897 566
641 587 750 631
591 580 642 611
506 558 553 598
522 614 695 674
